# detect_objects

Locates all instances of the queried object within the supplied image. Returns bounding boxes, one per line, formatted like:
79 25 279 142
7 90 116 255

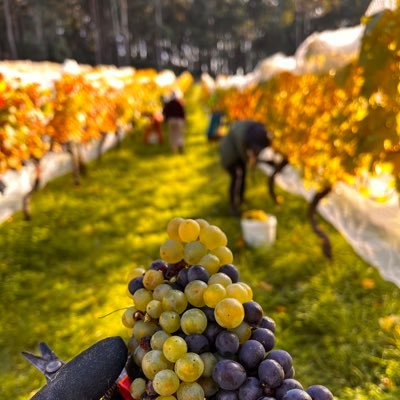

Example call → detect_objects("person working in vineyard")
162 91 186 153
219 120 271 216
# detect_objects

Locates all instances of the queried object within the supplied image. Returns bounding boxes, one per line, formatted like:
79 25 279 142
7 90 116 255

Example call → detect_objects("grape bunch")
123 218 334 400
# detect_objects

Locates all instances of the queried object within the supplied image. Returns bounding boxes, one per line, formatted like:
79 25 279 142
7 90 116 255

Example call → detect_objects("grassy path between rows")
1 86 399 399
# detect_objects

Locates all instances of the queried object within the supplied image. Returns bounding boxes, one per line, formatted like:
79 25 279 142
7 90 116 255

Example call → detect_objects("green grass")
1 85 400 399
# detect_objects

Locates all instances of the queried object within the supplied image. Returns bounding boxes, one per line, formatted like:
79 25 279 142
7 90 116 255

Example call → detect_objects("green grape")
178 219 200 242
198 376 219 397
183 241 207 265
214 298 244 329
146 299 163 319
127 335 139 353
127 267 146 281
156 397 177 400
159 311 181 333
142 350 173 380
133 288 153 311
153 283 173 301
198 254 220 275
184 280 207 307
210 246 233 265
162 290 188 314
133 345 148 366
160 239 184 263
225 283 248 303
167 217 185 241
163 335 188 362
200 352 217 378
195 218 209 232
151 330 171 350
238 282 253 301
203 283 226 308
174 353 204 382
130 377 146 399
132 320 158 340
153 369 180 396
229 321 252 343
122 306 138 328
180 309 207 335
208 272 232 287
176 382 205 400
143 269 164 290
199 225 228 250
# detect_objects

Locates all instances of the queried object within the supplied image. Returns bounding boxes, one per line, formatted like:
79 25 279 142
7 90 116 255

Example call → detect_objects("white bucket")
240 216 277 247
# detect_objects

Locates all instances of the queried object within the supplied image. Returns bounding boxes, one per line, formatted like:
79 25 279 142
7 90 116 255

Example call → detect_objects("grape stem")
308 186 332 259
97 307 132 319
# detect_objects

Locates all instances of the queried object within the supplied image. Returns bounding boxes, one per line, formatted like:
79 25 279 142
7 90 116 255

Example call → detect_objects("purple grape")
146 380 157 396
263 386 276 397
258 398 275 400
283 389 312 400
216 390 238 400
128 276 144 295
215 331 240 357
219 264 239 282
238 377 263 400
266 349 293 376
243 301 264 325
185 334 210 353
258 316 276 333
165 262 186 279
204 322 223 345
251 328 275 352
176 268 189 288
285 367 295 379
238 340 265 370
258 359 284 388
150 259 168 273
275 379 304 400
213 359 247 391
187 264 210 282
139 336 152 351
306 385 334 400
202 306 217 322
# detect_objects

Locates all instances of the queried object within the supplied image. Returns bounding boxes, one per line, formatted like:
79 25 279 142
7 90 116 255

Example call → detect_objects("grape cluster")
123 218 334 400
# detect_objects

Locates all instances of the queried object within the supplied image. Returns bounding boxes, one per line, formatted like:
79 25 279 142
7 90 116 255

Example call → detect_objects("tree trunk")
119 0 130 65
307 187 332 259
97 132 108 160
22 159 41 221
154 0 163 69
90 0 102 65
267 158 289 205
67 142 81 185
3 0 17 59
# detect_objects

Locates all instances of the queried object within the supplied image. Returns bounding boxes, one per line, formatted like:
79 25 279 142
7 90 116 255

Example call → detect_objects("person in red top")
162 91 186 153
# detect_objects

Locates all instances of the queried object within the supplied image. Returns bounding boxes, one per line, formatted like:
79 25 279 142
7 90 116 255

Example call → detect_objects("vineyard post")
22 158 41 221
307 186 332 259
268 158 289 205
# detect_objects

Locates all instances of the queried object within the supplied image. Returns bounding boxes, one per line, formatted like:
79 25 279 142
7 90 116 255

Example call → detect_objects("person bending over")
219 120 271 216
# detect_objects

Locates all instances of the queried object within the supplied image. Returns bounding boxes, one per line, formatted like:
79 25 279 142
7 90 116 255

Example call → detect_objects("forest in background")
0 0 370 75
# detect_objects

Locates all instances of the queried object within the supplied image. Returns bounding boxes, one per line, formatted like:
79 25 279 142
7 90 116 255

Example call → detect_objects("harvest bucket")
240 215 277 247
